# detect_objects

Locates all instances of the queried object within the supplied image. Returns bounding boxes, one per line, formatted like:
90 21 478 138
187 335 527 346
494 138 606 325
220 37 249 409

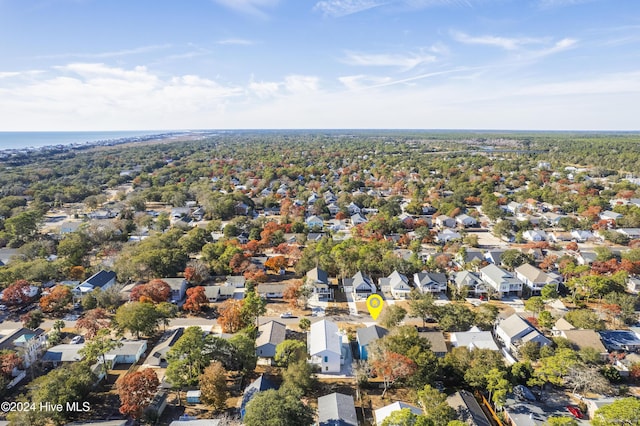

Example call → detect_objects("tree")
540 283 559 301
437 303 477 332
227 332 258 373
114 301 160 339
21 309 43 329
76 308 111 338
4 210 41 245
117 368 160 419
299 317 310 331
184 259 210 284
183 286 209 313
156 301 178 331
39 285 73 314
265 255 287 272
52 319 65 332
370 350 417 396
501 249 533 270
199 361 229 412
282 359 315 394
592 397 640 426
240 289 266 327
1 279 33 306
564 309 604 330
379 304 407 328
381 408 428 426
130 279 171 303
408 292 437 328
218 299 245 333
243 389 314 426
275 339 307 367
538 310 555 329
57 232 90 266
486 368 511 408
79 328 122 376
524 296 545 316
166 327 213 388
565 365 611 396
416 384 455 424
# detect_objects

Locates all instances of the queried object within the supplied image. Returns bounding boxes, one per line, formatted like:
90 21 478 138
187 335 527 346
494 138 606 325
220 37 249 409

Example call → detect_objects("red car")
566 405 584 419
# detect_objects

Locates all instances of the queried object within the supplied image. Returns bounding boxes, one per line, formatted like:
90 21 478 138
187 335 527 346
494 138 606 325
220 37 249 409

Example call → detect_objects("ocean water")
0 130 169 150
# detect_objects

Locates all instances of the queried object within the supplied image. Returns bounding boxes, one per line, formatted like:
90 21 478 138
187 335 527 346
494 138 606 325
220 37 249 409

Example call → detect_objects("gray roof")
418 331 448 354
162 278 186 290
414 271 447 285
83 270 116 289
42 344 85 362
499 314 533 340
256 321 287 348
356 325 388 347
452 390 492 426
241 375 277 414
145 328 183 365
307 267 329 284
318 392 358 426
105 340 146 357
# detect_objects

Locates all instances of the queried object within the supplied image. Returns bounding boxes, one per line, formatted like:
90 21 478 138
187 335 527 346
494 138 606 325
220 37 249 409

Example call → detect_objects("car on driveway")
566 406 584 419
280 312 294 318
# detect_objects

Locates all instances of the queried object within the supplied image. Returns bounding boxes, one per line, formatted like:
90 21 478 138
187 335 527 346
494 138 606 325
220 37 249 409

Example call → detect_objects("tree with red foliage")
76 308 111 339
581 205 602 222
39 285 73 314
184 259 210 284
217 299 245 333
183 286 208 313
243 265 268 283
283 280 306 308
265 255 287 272
1 279 33 306
229 252 251 274
370 351 417 397
566 241 579 252
630 363 640 384
0 351 23 377
130 279 171 304
117 368 160 419
243 240 261 256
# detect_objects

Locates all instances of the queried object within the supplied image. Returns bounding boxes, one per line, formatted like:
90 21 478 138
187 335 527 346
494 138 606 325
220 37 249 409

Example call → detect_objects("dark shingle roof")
318 392 357 426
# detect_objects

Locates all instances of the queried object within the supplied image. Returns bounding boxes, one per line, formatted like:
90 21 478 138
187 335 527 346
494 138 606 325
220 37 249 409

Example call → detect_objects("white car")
0 304 6 311
280 312 293 318
70 335 84 344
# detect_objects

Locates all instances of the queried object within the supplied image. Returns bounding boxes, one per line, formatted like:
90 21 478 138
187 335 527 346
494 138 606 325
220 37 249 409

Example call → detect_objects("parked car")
513 385 537 402
566 406 584 419
70 335 84 344
280 312 293 318
0 304 6 311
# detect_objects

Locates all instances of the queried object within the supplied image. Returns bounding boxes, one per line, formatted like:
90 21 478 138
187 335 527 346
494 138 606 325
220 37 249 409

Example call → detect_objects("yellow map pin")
366 294 384 320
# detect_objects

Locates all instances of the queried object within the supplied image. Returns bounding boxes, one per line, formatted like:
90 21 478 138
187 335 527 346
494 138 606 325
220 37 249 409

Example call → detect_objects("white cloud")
36 44 172 60
284 75 320 94
314 0 385 17
342 51 437 70
217 38 255 45
338 74 393 90
452 31 545 50
213 0 279 18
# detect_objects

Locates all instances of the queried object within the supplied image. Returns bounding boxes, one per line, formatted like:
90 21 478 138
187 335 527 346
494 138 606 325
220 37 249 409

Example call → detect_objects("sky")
0 0 639 131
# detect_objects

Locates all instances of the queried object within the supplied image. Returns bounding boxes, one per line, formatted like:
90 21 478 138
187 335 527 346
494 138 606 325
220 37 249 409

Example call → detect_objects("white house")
514 264 560 295
435 215 456 228
104 340 148 368
522 229 548 242
306 215 324 229
435 229 462 243
343 271 376 300
308 319 342 373
306 267 333 301
375 402 422 426
479 264 523 298
350 213 368 226
163 278 188 303
495 314 551 354
379 270 413 299
571 229 594 242
73 270 116 296
455 214 477 228
453 271 489 297
450 326 500 351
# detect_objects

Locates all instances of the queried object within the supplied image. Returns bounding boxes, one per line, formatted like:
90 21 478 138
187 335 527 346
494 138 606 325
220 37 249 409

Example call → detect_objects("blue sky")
0 0 639 131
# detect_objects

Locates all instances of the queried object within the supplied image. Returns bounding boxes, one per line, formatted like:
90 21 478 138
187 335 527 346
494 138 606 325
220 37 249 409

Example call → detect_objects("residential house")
484 249 505 265
447 390 492 426
600 210 623 221
418 331 448 357
225 275 246 288
203 285 235 302
479 264 523 297
435 215 456 228
308 319 342 373
522 230 548 242
435 229 462 243
375 402 422 426
104 340 147 367
317 393 358 426
163 278 188 303
628 276 640 294
306 267 333 301
306 215 324 229
343 271 376 300
0 327 46 368
455 249 485 268
41 344 85 367
256 321 287 359
240 375 277 418
514 264 560 295
356 325 388 360
256 283 287 299
73 270 116 297
347 203 361 215
453 271 488 297
599 330 640 352
571 229 594 242
398 213 414 228
505 201 522 215
558 329 608 361
618 228 640 240
413 271 448 294
379 270 413 300
350 213 368 226
450 326 500 351
144 328 184 367
455 214 477 228
495 314 551 355
327 203 340 216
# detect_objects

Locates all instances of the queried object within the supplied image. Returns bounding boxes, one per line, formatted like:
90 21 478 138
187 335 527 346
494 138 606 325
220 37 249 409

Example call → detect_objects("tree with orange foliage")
117 368 160 419
39 285 72 314
76 308 111 339
566 241 579 252
229 252 251 274
183 286 208 313
265 255 287 272
0 351 22 378
581 205 602 222
217 299 245 333
539 254 558 271
130 279 171 304
244 264 268 283
1 280 33 306
283 280 306 308
370 350 417 397
184 259 210 284
69 265 86 281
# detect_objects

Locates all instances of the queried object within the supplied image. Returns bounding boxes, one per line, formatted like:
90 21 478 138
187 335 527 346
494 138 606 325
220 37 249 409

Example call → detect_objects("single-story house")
456 214 477 227
256 321 287 359
375 401 422 426
435 215 456 228
104 340 147 367
558 329 608 361
450 326 500 351
599 330 640 353
225 275 246 288
240 375 277 418
356 325 388 360
318 392 358 426
144 328 184 367
447 390 492 426
522 230 548 242
306 215 324 229
203 285 235 302
41 343 85 366
256 283 287 299
435 229 462 243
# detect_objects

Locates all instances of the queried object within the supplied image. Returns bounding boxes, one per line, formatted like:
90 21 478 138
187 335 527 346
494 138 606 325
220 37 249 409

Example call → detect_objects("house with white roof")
435 229 462 243
571 229 594 242
455 214 477 227
308 319 343 373
379 270 413 299
375 402 422 426
479 264 523 298
522 229 548 242
350 213 368 226
450 326 500 351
